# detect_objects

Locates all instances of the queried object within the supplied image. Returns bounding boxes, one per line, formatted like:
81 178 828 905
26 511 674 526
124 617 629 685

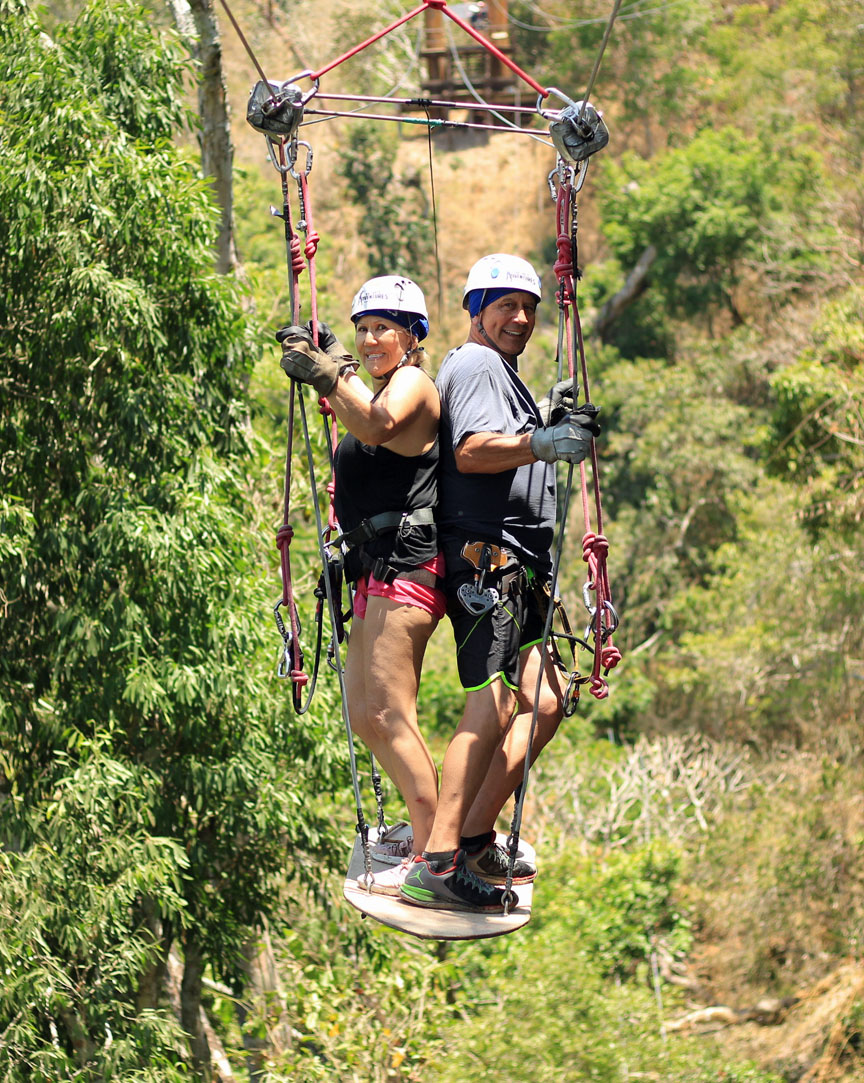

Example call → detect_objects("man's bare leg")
422 679 516 854
461 643 565 838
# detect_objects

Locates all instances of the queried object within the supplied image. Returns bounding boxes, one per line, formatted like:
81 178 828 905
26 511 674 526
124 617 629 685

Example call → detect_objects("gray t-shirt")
436 341 555 572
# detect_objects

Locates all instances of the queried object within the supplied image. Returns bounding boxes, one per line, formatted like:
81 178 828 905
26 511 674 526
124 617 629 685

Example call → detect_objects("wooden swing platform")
343 829 534 941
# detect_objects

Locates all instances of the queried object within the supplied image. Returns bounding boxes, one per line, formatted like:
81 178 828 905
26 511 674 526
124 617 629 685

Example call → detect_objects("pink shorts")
353 552 446 621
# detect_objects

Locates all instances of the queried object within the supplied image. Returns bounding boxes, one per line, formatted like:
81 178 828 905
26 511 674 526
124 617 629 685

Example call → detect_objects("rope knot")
589 675 610 700
600 644 622 670
276 523 294 550
304 229 320 259
554 232 574 281
289 235 305 276
582 531 609 568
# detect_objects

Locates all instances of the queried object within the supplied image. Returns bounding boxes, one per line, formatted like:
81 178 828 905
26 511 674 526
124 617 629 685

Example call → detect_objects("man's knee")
463 681 517 736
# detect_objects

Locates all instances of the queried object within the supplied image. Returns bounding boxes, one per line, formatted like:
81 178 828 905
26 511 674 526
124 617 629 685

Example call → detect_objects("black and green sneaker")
399 850 517 912
463 832 537 884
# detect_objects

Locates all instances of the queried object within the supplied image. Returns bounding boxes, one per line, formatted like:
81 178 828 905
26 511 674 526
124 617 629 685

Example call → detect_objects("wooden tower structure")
420 0 525 111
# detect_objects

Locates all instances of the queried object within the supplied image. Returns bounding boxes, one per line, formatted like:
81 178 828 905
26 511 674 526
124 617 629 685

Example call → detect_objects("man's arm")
453 431 537 474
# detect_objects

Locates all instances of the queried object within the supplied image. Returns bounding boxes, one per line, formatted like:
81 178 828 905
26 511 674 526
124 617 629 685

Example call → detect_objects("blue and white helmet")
462 253 542 310
350 275 429 340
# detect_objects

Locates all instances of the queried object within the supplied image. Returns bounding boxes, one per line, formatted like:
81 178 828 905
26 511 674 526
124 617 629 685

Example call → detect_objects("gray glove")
536 378 578 425
276 325 340 395
530 404 601 465
306 320 352 362
276 320 359 395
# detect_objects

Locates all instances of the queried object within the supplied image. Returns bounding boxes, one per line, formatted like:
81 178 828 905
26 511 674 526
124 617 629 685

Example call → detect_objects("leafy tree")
597 127 833 332
508 0 712 148
0 1 346 1075
0 746 190 1081
338 121 433 280
764 287 864 533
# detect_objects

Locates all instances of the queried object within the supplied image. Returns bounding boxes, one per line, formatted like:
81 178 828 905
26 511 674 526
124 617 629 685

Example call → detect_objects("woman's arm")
329 366 439 452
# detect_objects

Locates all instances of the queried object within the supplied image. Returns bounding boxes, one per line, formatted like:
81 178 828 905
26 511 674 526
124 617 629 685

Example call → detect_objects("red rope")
273 142 309 692
554 179 621 700
296 170 340 540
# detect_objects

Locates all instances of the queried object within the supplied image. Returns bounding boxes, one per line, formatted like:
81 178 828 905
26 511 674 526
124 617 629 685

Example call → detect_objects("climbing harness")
216 0 625 917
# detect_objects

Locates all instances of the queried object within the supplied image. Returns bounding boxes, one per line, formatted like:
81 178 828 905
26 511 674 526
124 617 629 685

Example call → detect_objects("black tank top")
333 431 439 582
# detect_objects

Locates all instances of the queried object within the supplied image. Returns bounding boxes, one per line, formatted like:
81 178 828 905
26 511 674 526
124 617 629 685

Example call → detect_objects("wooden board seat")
343 830 535 941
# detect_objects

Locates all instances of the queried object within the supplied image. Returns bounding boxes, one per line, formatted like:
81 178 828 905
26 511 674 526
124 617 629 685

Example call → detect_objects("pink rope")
553 179 621 699
296 171 340 541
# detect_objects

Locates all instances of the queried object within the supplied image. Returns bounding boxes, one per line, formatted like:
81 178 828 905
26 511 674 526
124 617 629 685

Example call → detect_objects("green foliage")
337 122 433 280
426 845 779 1083
598 126 832 325
764 287 864 532
684 754 864 995
0 744 190 1081
0 0 348 1072
258 899 459 1081
537 842 692 978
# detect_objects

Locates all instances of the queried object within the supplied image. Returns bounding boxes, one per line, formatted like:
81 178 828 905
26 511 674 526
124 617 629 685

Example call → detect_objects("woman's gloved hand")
276 323 357 395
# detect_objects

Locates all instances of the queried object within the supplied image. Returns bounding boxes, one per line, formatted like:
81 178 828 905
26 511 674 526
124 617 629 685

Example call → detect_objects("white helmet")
350 276 429 339
462 253 542 310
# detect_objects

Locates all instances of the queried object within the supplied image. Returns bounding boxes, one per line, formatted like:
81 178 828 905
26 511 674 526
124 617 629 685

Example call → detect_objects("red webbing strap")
554 179 622 699
310 0 548 98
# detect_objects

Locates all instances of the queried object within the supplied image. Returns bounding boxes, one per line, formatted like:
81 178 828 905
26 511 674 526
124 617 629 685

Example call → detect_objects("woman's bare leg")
344 597 439 853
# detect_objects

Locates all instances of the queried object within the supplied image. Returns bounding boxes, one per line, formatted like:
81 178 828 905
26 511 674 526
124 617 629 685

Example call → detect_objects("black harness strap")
330 507 436 551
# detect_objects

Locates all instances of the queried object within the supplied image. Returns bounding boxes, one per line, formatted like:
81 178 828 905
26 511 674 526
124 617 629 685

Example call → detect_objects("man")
399 253 601 913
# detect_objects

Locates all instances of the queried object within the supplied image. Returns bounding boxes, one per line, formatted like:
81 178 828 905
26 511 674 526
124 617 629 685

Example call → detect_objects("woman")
277 277 443 895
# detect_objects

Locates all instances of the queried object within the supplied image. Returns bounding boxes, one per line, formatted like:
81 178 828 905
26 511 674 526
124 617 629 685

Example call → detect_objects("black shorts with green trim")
443 539 549 692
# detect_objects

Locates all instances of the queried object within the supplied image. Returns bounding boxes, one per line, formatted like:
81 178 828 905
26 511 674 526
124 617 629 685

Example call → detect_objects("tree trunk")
136 902 171 1011
168 0 239 275
166 946 240 1081
234 925 295 1081
593 244 657 341
179 939 212 1079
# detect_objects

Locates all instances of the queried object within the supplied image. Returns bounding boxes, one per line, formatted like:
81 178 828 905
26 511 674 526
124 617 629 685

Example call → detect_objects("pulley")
545 95 609 164
247 79 305 141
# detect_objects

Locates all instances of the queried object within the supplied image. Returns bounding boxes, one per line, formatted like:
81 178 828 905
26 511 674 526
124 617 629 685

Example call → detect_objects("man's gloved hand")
535 378 578 426
530 404 601 465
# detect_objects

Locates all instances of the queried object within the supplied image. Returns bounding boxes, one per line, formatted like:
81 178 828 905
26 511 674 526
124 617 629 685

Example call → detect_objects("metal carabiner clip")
273 599 294 678
584 599 620 642
289 140 314 180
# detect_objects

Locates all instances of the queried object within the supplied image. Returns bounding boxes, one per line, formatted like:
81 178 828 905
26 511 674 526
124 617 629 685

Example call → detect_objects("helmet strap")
476 317 519 368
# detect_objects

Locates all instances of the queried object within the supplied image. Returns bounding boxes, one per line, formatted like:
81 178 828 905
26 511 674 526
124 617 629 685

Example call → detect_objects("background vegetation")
1 0 862 1080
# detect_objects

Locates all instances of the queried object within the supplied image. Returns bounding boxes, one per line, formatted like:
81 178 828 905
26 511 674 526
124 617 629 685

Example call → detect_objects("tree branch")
593 244 657 342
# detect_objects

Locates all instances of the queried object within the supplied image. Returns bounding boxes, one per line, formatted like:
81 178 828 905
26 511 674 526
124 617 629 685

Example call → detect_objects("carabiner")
289 139 314 180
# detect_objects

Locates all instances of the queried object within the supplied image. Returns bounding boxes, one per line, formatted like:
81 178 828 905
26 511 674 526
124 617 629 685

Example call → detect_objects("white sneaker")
357 857 412 897
370 821 414 866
